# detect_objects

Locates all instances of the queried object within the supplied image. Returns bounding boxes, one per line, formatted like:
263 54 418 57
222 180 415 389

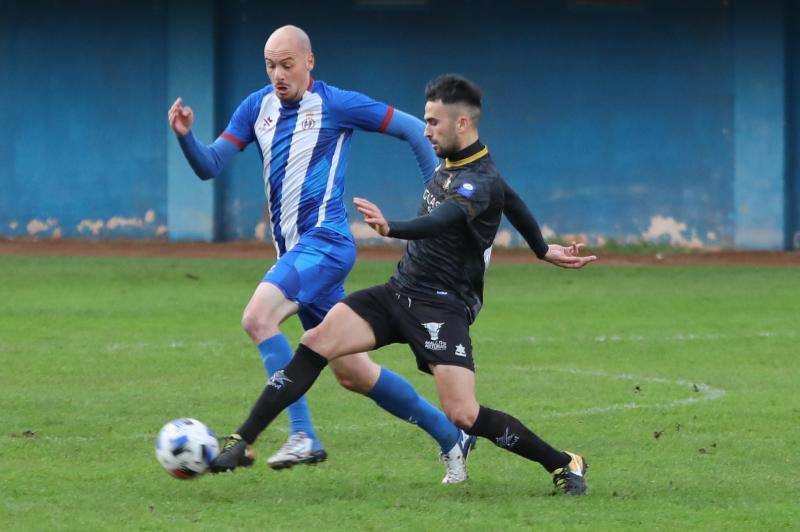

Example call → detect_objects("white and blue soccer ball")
155 418 219 479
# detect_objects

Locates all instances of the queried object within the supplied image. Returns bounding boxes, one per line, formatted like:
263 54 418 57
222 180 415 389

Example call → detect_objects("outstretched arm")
381 109 439 183
353 197 465 239
176 132 239 181
329 88 438 183
542 242 597 269
502 179 549 258
168 97 239 181
502 179 597 269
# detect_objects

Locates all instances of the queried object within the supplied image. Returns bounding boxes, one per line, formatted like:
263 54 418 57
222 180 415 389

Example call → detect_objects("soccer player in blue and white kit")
168 25 476 482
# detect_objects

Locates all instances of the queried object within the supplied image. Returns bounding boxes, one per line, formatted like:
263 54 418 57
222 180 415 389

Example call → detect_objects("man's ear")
456 115 470 134
307 51 315 72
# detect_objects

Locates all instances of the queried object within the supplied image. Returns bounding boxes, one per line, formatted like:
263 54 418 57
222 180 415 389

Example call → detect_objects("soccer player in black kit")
212 74 597 495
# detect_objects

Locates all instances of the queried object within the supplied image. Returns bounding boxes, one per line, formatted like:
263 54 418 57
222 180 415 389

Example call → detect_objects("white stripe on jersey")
279 92 323 251
315 132 345 228
254 93 281 256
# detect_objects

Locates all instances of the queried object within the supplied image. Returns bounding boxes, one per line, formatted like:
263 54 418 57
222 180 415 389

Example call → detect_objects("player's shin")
467 406 569 472
258 334 322 448
367 367 460 452
236 344 328 444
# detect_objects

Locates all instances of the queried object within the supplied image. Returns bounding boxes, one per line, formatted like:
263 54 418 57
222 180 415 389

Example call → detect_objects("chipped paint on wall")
493 229 512 247
540 225 556 240
106 216 145 230
641 215 704 248
26 218 60 235
73 212 165 237
254 221 268 241
77 219 105 236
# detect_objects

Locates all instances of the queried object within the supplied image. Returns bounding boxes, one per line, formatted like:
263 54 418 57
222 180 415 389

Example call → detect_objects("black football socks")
237 344 328 444
468 406 570 472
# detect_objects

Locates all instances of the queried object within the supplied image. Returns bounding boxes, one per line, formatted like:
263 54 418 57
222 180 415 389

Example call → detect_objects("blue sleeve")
328 86 438 183
327 87 393 133
178 131 239 181
383 109 439 183
220 90 264 150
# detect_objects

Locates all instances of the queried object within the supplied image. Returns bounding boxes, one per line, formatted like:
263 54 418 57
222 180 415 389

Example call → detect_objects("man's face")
423 100 459 158
264 45 313 102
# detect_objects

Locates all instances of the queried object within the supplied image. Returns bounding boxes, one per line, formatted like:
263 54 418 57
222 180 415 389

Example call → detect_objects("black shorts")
342 283 474 374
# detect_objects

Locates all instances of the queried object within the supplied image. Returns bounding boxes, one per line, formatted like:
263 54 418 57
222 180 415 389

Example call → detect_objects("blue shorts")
263 227 356 330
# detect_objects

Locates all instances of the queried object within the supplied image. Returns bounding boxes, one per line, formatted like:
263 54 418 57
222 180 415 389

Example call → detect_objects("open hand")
353 197 390 236
543 242 597 269
168 97 194 137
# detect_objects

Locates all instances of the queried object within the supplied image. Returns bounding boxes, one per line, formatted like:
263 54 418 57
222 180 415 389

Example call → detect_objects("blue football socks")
258 334 322 451
367 367 460 452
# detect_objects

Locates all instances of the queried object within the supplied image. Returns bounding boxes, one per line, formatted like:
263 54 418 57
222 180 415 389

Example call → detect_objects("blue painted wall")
0 0 169 238
214 0 735 247
733 0 786 249
166 0 216 241
0 0 797 249
787 1 800 249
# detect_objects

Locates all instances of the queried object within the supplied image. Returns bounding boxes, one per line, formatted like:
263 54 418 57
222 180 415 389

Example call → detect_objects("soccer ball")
155 418 219 479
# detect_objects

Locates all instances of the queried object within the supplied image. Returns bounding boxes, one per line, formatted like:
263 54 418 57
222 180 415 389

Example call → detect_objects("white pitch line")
97 329 796 354
104 339 227 352
480 330 795 345
7 367 725 444
505 366 726 419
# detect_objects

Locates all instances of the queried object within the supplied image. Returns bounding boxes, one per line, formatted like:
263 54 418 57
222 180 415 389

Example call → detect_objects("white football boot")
267 432 328 470
440 430 478 484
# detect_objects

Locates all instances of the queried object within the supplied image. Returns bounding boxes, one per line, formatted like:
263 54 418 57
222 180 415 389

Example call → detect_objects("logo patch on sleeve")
457 182 475 198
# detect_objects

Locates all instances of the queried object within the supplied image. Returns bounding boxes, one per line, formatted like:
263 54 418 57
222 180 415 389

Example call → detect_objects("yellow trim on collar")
445 146 489 168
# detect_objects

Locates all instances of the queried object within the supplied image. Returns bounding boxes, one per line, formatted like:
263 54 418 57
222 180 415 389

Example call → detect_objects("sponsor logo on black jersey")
422 189 440 212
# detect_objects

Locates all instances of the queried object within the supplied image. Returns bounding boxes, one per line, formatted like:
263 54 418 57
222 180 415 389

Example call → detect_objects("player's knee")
444 403 479 430
241 308 277 341
331 369 370 394
240 310 261 336
300 326 325 352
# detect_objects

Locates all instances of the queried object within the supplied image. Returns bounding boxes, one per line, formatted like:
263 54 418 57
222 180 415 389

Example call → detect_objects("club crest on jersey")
422 322 447 351
301 112 316 130
457 182 475 198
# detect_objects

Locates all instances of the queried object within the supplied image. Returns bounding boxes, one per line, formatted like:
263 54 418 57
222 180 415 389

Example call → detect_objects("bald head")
265 25 312 55
263 25 314 102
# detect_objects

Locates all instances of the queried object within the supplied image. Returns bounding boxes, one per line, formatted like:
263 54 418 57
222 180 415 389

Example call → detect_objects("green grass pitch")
1 254 798 530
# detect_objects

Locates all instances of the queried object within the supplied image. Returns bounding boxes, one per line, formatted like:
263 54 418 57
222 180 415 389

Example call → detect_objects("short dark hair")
425 74 482 109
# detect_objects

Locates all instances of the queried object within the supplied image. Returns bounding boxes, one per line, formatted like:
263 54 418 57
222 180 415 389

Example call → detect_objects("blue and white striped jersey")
220 79 402 257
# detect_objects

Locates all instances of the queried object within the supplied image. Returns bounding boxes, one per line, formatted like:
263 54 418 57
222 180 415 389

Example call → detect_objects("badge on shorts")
422 322 447 351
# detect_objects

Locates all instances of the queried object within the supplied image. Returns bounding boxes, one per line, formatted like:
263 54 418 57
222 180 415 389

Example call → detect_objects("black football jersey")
390 147 505 321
